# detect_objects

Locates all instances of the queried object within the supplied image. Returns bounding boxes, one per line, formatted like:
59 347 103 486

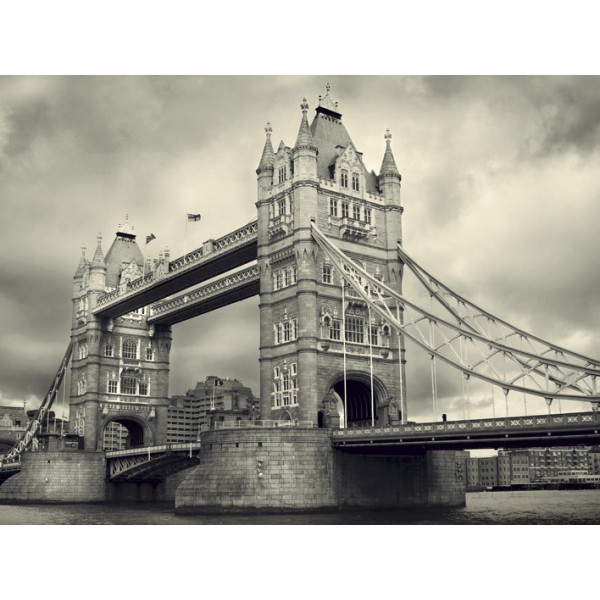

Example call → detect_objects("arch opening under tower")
329 372 386 428
102 418 146 451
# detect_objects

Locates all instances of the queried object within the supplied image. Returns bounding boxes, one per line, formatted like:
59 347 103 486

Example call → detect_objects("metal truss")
2 342 73 463
311 223 600 404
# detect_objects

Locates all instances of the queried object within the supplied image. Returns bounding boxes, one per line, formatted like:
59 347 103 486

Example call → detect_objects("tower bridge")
2 84 599 511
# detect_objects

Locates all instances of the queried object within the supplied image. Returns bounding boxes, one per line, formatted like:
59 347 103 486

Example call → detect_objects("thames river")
1 489 600 524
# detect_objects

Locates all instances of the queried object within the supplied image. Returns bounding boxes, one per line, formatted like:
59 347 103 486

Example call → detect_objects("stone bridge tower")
256 85 407 427
69 218 172 451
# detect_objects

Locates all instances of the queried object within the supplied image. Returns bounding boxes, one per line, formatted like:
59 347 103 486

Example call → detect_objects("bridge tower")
256 85 407 427
69 218 172 451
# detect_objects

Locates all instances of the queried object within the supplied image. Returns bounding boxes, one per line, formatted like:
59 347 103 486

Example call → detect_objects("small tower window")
278 165 287 183
107 380 118 394
340 169 348 188
145 346 154 361
353 204 361 221
139 381 149 396
365 208 372 225
104 341 114 357
352 172 360 191
329 198 338 217
278 199 286 216
341 201 349 218
322 264 333 284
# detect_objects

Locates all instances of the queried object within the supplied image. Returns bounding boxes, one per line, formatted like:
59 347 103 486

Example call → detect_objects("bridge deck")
332 412 600 452
94 221 258 319
148 265 259 325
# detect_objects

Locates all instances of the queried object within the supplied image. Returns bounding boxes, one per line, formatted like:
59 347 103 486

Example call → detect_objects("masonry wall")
0 452 107 503
175 427 337 513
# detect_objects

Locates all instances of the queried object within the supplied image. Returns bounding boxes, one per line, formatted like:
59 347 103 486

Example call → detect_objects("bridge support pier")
0 451 107 503
175 428 466 514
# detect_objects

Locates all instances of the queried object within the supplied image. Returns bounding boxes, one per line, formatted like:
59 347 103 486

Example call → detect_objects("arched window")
122 339 138 359
352 172 360 191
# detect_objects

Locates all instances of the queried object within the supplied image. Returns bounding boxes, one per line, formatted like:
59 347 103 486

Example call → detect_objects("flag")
145 233 156 245
187 213 201 222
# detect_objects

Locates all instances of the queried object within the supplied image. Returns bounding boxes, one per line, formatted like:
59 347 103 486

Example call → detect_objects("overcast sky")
2 75 600 422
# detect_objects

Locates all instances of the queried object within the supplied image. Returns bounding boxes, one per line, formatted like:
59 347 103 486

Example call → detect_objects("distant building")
467 447 597 489
0 405 27 454
167 376 257 443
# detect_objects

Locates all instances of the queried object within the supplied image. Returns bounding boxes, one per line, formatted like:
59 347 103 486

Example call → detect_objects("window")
353 204 361 221
274 270 283 290
278 165 287 184
104 342 113 357
78 343 88 360
365 208 372 225
329 197 338 217
273 362 298 407
107 380 118 394
352 172 360 191
340 170 348 188
274 318 297 344
122 339 138 360
139 382 149 396
273 265 297 291
322 264 333 284
120 377 137 395
345 316 365 344
330 319 341 341
278 199 286 216
369 325 378 346
77 377 87 396
145 346 154 361
342 201 349 218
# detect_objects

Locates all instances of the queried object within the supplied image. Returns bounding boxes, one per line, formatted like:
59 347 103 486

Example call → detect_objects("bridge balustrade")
211 419 315 431
332 412 600 440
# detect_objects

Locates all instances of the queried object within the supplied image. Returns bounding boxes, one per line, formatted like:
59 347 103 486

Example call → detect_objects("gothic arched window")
340 169 348 188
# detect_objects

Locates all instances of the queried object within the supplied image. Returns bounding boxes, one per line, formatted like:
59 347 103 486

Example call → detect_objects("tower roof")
380 129 400 178
256 122 275 173
104 217 144 288
309 84 378 192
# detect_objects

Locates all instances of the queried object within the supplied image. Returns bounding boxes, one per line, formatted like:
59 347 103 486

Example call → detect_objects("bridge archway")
102 416 149 451
326 371 386 428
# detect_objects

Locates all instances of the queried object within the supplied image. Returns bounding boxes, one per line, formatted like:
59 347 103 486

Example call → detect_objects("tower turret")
292 98 318 179
73 244 87 293
379 129 401 206
256 122 274 201
88 234 106 291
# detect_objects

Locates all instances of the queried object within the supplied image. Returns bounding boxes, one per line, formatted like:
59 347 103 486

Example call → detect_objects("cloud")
1 76 599 424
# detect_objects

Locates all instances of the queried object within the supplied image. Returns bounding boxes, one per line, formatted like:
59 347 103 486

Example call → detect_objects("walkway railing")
211 420 315 430
105 442 201 459
332 411 600 440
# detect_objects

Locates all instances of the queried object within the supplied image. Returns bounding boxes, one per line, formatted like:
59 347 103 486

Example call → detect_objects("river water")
1 489 600 524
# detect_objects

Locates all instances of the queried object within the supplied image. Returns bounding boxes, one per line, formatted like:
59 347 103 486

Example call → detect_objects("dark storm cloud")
1 76 600 421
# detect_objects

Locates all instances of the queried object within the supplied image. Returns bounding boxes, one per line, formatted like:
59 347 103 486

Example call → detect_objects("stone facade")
256 86 407 429
69 219 172 451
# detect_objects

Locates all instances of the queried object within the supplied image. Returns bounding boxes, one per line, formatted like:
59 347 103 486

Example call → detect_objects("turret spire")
294 98 316 151
74 244 87 279
380 128 400 178
91 234 106 269
256 122 275 173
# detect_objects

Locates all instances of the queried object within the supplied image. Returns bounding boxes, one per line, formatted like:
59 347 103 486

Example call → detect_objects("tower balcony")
331 216 372 240
269 214 294 238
